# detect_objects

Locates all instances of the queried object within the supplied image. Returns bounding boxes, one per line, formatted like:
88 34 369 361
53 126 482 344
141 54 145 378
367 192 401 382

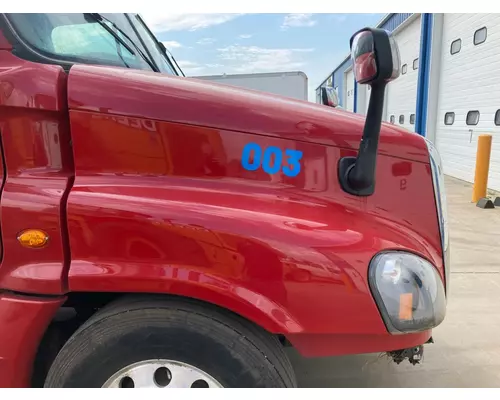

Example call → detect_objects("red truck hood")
68 65 430 163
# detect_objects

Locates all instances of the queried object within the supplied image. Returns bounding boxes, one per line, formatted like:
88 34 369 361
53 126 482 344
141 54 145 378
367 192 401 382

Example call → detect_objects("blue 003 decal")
241 143 303 177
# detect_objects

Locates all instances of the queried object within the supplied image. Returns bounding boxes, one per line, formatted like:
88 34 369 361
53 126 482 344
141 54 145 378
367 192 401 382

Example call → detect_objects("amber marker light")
17 229 49 249
399 293 413 321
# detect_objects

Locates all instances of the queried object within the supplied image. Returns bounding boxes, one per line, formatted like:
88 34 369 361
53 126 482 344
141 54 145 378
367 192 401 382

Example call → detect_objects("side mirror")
338 28 401 196
350 29 400 84
321 86 339 108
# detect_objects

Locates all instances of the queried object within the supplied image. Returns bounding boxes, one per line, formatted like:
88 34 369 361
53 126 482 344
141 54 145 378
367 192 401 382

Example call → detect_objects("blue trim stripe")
415 13 433 136
353 80 358 113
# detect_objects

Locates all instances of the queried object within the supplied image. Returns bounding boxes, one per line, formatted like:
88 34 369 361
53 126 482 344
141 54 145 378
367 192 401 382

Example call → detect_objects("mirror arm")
338 81 387 196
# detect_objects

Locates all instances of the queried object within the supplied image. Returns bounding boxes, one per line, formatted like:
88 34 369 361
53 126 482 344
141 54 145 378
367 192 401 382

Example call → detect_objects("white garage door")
385 15 421 132
356 84 371 115
344 68 355 112
434 14 500 191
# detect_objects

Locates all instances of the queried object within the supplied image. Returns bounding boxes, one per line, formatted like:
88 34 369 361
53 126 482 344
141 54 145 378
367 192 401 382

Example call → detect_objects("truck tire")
44 296 297 388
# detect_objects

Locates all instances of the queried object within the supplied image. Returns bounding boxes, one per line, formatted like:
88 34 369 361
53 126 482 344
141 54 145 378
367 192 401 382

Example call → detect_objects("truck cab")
0 14 449 388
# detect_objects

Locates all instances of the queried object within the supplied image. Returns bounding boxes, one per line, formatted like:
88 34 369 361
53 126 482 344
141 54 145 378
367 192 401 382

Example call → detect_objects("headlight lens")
369 252 446 334
425 138 450 291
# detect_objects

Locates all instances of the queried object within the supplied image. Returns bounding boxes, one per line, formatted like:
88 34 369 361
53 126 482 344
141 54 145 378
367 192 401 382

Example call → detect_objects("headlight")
424 138 450 291
369 252 446 334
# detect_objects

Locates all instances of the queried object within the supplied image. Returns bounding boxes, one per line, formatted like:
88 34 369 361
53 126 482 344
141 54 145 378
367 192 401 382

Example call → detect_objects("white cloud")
140 13 244 33
197 38 216 45
177 60 198 68
281 14 317 30
162 40 182 49
179 45 313 77
177 61 227 75
216 45 314 73
238 34 253 39
177 60 206 74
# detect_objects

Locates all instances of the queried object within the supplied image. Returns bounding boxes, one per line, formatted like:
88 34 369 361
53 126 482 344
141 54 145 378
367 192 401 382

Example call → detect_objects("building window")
399 115 404 124
444 112 455 125
466 110 480 125
410 114 415 125
390 115 395 124
413 58 419 70
474 27 487 45
495 110 500 126
402 64 407 74
450 38 461 54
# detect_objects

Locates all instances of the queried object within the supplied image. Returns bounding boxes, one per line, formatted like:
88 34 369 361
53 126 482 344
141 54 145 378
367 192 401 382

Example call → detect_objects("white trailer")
192 71 308 101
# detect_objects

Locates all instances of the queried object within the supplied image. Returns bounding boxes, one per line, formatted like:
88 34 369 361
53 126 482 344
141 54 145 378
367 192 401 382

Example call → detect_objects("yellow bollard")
472 134 493 203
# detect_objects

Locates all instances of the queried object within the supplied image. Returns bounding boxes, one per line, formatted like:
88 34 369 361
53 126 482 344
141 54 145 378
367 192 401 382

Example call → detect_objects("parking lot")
289 176 500 387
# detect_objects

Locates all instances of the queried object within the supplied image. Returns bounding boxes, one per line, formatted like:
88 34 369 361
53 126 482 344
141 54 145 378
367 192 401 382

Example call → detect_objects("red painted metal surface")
67 65 430 163
65 65 443 354
0 50 444 361
0 293 65 388
287 330 432 357
0 51 73 294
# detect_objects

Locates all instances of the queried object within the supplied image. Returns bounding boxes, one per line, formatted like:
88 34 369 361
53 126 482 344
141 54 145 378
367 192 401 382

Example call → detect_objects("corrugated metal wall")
380 13 413 32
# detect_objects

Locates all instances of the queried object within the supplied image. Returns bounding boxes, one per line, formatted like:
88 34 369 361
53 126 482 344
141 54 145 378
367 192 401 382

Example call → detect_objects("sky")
140 13 385 101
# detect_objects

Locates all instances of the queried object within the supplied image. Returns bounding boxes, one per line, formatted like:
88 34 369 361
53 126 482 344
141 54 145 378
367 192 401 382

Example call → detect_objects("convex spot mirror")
321 86 339 108
350 28 401 85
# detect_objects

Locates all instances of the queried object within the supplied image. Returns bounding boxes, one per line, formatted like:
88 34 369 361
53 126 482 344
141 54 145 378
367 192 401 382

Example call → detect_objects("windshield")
5 13 180 75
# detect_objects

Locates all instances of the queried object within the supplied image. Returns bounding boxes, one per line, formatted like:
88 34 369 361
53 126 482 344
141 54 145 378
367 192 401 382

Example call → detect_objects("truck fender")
68 260 303 335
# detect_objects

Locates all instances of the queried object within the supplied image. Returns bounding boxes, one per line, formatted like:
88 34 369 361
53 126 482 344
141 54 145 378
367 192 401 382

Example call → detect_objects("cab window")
6 13 154 71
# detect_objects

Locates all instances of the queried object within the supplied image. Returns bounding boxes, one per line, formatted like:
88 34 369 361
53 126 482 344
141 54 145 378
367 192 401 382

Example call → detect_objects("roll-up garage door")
385 14 422 132
434 14 500 191
344 68 355 112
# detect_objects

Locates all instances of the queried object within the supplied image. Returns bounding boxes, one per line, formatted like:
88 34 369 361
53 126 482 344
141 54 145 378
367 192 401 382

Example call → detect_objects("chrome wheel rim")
102 359 223 388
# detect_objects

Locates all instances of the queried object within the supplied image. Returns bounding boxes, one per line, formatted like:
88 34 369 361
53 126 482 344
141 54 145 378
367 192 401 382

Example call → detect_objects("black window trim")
444 112 455 126
410 113 415 125
402 64 407 75
466 110 480 126
474 26 487 46
399 114 404 124
494 109 500 126
413 58 419 70
450 38 461 55
390 115 395 124
134 13 180 76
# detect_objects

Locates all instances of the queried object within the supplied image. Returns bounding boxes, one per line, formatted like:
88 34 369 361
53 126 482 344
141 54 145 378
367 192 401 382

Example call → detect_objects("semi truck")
192 71 309 101
0 14 449 388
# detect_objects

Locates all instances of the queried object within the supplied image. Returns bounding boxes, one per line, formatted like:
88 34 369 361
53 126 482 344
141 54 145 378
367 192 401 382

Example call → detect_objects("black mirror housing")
338 27 401 197
350 28 400 86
